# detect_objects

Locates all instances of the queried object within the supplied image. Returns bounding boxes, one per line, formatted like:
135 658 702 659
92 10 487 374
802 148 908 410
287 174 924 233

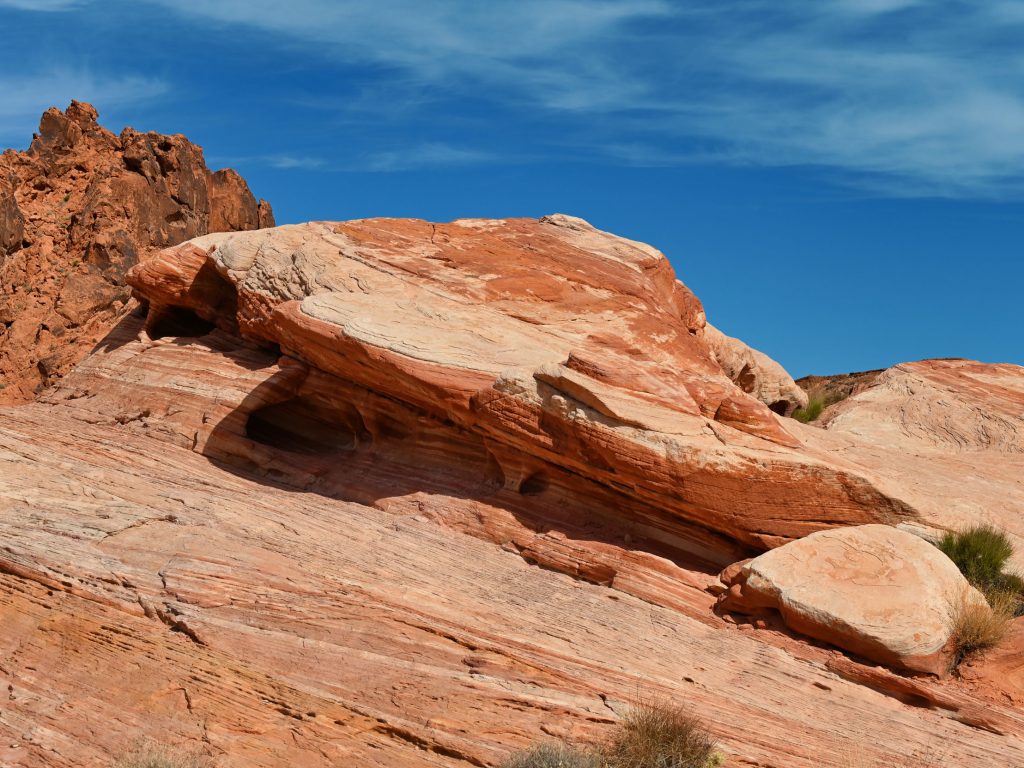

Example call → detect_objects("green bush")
791 391 845 424
939 525 1013 584
791 396 824 423
500 742 603 768
938 525 1024 618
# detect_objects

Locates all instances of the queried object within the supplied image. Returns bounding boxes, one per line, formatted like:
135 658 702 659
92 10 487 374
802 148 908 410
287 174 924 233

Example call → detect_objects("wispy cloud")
0 70 168 144
358 143 495 173
10 0 1024 196
207 153 326 171
0 0 82 9
140 0 672 112
140 0 1024 195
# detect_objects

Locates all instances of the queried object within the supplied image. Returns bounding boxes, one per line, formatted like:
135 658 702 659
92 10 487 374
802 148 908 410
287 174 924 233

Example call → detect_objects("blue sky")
1 0 1022 377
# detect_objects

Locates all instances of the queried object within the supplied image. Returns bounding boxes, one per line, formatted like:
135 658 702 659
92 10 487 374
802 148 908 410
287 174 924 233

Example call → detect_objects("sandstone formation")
716 524 987 675
821 359 1024 453
121 217 921 555
1 210 1023 766
2 315 1022 767
799 360 1024 569
705 322 808 416
0 101 273 404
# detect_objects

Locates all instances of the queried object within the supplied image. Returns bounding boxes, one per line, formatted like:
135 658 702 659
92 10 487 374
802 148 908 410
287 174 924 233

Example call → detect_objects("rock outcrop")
796 368 884 410
704 322 808 416
123 217 920 553
821 359 1024 454
717 524 987 676
800 360 1024 570
0 101 273 404
2 314 1022 766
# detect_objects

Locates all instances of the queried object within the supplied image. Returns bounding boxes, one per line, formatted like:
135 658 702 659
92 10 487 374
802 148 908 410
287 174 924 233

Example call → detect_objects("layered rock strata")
0 213 1022 766
704 322 808 416
123 217 921 554
1 315 1022 766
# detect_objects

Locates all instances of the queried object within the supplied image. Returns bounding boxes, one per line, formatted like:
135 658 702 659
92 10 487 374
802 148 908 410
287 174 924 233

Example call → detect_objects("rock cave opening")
245 397 370 455
519 470 551 496
147 305 216 340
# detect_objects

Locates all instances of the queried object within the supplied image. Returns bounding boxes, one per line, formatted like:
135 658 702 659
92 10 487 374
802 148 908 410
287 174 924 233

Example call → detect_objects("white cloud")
207 153 326 171
141 0 671 112
132 0 1024 195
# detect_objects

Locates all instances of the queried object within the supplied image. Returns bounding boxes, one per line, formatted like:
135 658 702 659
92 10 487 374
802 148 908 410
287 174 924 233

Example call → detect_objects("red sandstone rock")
705 322 808 416
799 359 1024 570
0 101 272 404
0 209 1022 765
124 217 920 552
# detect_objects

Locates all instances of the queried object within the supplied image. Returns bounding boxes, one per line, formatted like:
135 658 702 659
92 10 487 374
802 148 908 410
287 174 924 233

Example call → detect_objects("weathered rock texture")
2 316 1022 767
800 360 1024 570
1 215 1023 766
796 368 884 412
705 322 808 416
717 524 987 676
0 101 273 404
122 217 926 555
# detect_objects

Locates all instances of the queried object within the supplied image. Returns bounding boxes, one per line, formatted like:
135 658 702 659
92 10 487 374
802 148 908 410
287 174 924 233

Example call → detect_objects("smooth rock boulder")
717 524 987 675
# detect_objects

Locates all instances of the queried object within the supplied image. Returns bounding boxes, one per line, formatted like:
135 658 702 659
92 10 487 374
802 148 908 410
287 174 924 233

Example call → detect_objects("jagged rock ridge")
0 101 273 403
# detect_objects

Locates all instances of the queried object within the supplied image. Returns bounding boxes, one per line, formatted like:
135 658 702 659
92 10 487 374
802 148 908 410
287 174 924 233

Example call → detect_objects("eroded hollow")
245 397 370 455
147 305 216 340
519 470 551 496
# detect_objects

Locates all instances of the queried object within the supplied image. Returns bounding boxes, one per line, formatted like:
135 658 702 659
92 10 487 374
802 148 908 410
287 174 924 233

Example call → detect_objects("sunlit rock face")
124 214 919 553
717 524 987 676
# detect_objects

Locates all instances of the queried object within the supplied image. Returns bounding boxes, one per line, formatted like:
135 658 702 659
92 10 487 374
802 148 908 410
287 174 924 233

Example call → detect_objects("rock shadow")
196 350 750 584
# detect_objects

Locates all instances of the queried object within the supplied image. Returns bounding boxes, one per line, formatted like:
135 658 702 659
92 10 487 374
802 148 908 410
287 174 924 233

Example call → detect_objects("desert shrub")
949 588 1014 668
111 741 208 768
939 525 1013 587
791 396 824 423
601 700 722 768
502 700 722 768
791 391 845 424
500 741 603 768
938 525 1024 616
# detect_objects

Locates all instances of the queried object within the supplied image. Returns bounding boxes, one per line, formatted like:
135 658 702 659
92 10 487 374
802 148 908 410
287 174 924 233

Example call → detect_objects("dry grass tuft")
502 699 723 768
949 588 1014 668
500 741 603 768
600 699 722 768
